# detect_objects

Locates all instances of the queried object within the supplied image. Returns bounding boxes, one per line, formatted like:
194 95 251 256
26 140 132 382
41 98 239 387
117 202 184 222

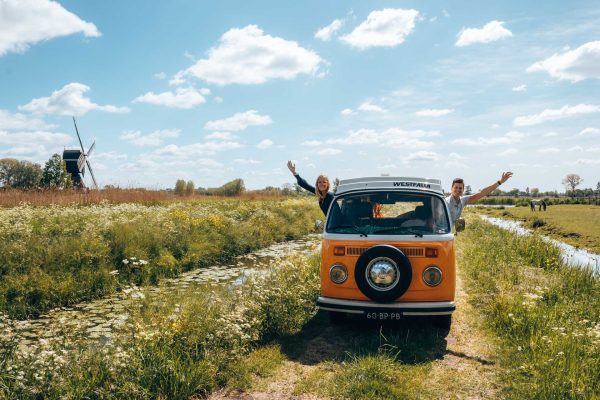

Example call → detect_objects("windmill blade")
86 159 98 189
72 117 86 154
87 140 96 157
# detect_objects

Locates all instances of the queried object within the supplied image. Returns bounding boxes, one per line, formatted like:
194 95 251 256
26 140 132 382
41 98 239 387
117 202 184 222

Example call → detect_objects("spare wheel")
354 245 412 302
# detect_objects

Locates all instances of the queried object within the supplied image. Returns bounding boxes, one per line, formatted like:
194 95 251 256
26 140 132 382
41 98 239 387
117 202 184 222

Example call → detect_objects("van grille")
345 247 424 257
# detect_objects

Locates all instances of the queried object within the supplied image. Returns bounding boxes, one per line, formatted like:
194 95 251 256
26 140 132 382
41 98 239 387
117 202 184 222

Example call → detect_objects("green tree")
41 153 70 189
174 179 186 195
596 181 600 193
464 185 472 195
185 180 195 195
0 158 42 189
531 188 540 197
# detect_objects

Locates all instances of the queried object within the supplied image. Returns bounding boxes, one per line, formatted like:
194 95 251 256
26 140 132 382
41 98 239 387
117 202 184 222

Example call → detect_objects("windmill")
62 117 98 189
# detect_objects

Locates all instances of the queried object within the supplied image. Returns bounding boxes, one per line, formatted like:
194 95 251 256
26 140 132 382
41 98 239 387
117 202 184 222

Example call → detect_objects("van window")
327 192 450 235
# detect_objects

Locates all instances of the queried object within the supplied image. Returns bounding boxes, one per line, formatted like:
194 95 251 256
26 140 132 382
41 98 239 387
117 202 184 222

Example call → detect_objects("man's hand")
287 160 297 176
500 171 513 184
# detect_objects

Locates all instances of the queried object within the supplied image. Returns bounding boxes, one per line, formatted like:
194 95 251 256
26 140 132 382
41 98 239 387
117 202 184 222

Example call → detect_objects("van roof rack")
336 177 443 195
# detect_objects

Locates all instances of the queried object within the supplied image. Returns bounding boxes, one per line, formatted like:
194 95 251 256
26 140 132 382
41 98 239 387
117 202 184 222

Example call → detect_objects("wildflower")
517 346 522 351
508 313 514 318
557 351 564 356
109 270 119 275
122 259 129 265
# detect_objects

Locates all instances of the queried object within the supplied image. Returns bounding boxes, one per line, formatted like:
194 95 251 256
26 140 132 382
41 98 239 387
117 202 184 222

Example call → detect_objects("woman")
287 160 333 216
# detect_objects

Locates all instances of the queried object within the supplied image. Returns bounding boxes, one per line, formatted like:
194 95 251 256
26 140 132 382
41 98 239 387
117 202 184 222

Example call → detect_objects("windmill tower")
62 117 98 189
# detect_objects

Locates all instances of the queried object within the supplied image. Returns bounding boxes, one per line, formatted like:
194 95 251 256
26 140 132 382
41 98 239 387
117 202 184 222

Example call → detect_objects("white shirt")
445 195 472 226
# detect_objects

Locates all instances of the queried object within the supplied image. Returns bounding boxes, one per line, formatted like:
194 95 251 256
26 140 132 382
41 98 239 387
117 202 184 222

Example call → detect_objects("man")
446 172 513 226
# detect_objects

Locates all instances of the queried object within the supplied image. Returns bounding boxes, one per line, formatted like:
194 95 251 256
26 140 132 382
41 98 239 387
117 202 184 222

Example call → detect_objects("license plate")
365 311 402 321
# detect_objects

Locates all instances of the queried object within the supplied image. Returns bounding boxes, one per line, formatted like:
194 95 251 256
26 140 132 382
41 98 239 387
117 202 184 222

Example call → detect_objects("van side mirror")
455 218 465 232
315 219 324 232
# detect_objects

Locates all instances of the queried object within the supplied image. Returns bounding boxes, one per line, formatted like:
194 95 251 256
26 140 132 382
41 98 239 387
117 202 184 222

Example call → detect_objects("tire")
432 314 452 330
329 311 347 324
354 245 412 303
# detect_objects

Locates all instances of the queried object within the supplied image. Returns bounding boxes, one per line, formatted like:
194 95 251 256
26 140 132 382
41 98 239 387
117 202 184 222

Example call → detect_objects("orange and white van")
317 177 458 328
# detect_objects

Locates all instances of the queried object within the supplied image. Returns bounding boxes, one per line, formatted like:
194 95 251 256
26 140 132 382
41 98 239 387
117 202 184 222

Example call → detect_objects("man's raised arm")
468 171 513 204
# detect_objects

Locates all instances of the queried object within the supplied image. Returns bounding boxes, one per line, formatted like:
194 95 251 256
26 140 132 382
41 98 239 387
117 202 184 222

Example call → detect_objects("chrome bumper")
317 296 455 316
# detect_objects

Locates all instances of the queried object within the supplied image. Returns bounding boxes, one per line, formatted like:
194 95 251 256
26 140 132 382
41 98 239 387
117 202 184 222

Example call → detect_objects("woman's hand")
287 160 297 176
500 171 513 184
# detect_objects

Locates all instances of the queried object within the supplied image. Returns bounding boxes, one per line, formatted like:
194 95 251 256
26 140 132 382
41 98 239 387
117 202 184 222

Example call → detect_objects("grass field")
472 204 600 254
0 197 321 318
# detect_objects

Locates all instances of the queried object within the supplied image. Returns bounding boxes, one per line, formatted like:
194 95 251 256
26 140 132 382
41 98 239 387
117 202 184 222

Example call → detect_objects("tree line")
0 154 71 190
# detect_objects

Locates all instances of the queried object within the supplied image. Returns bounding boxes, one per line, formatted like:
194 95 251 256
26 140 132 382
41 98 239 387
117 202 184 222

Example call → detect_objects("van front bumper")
317 296 455 316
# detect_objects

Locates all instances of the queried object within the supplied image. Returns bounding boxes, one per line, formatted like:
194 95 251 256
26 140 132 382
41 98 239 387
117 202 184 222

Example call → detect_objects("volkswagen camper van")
317 177 456 328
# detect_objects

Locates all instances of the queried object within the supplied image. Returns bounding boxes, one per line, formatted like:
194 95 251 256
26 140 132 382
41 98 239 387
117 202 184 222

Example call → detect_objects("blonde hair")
315 174 330 200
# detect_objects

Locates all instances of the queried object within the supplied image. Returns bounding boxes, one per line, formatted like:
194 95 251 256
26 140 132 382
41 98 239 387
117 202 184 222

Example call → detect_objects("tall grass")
0 253 321 399
460 218 600 399
0 198 321 318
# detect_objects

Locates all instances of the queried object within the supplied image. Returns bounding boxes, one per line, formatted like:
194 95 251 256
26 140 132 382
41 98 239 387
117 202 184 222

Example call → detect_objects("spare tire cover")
355 245 412 302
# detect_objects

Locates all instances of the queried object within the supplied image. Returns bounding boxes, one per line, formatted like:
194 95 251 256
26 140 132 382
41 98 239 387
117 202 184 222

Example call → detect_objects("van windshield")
326 192 450 235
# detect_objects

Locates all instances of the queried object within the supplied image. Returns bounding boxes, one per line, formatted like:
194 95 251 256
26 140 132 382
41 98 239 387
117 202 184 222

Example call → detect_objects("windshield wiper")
372 227 424 237
330 224 368 237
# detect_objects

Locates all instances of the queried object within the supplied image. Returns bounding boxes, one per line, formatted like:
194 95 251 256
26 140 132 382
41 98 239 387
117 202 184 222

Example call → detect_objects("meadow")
1 199 599 399
475 204 600 253
459 216 599 399
0 197 321 319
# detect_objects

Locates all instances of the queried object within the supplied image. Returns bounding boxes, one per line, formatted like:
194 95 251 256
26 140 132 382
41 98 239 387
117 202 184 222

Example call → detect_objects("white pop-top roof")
335 176 443 195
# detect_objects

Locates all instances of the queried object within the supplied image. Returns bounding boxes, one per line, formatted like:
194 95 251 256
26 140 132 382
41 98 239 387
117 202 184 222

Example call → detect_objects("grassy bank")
460 217 600 399
0 198 321 318
0 253 321 399
473 204 600 253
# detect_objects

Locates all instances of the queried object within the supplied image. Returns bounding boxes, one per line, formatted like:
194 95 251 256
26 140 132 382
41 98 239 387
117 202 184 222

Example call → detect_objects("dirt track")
210 257 502 400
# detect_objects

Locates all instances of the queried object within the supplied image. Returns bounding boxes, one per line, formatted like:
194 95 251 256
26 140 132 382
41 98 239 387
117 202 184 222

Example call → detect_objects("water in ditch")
7 235 321 352
479 215 600 274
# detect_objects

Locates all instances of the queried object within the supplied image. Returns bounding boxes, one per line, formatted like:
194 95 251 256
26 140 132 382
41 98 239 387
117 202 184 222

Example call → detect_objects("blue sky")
1 0 599 191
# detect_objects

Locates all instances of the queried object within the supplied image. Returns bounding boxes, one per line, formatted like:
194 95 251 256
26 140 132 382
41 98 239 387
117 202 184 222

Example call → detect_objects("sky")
1 0 599 192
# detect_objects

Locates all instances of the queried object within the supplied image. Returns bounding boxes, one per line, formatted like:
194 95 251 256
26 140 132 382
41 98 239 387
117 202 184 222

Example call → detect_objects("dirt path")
209 261 502 400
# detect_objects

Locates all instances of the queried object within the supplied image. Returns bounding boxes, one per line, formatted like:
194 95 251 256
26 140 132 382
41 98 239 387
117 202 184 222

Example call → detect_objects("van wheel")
354 245 412 302
432 315 452 330
329 311 347 324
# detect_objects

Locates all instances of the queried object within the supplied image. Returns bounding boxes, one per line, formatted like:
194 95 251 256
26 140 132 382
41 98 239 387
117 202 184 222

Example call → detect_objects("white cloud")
328 128 439 149
448 152 465 160
340 8 419 49
204 110 272 132
256 139 273 149
340 108 354 116
205 131 236 140
498 148 518 156
233 158 261 165
512 84 527 92
455 21 512 47
175 25 323 85
402 151 438 163
154 72 167 80
19 83 130 116
133 87 209 109
513 104 600 126
568 146 584 152
0 0 100 57
119 129 180 147
358 100 386 113
538 147 560 153
527 41 600 82
0 130 71 146
0 110 55 130
93 151 128 161
301 140 322 147
543 131 558 137
453 131 525 146
315 19 344 41
414 108 453 117
578 127 600 136
317 148 342 156
154 141 242 157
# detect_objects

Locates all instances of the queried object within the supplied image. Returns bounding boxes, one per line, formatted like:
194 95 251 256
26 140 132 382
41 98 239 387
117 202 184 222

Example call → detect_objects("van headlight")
422 266 442 287
329 264 348 284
